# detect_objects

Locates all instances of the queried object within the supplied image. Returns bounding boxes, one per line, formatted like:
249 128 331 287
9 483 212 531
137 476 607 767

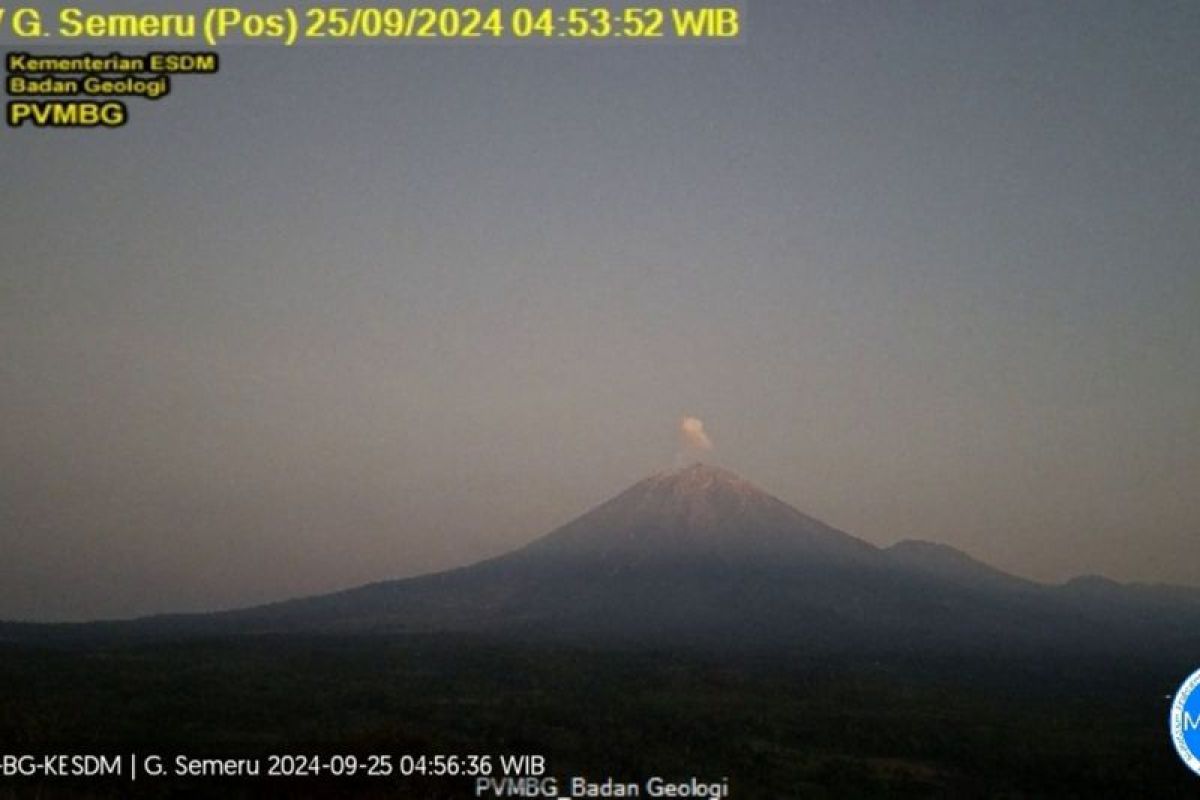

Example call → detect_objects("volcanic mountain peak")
644 462 757 493
613 462 799 529
517 462 879 566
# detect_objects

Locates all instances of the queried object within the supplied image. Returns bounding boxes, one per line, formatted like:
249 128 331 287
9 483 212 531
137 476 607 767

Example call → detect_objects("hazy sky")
2 1 1198 621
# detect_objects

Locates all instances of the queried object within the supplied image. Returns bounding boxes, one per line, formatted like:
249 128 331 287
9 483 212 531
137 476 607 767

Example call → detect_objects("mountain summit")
517 462 878 567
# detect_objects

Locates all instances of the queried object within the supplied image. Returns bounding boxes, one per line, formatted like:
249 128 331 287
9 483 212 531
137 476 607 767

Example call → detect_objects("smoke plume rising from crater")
680 416 714 455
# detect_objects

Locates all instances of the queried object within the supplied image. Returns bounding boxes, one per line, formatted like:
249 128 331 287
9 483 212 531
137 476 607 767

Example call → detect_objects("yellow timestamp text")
0 6 743 46
302 6 741 40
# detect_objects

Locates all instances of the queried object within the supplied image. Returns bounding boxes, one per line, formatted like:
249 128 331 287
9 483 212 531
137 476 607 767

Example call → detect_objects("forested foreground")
0 635 1194 798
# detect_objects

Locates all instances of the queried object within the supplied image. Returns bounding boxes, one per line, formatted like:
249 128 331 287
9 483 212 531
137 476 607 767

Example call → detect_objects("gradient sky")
2 1 1198 621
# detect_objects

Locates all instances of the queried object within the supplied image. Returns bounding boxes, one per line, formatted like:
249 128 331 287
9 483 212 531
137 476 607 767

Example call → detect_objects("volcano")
216 462 904 645
5 463 1200 653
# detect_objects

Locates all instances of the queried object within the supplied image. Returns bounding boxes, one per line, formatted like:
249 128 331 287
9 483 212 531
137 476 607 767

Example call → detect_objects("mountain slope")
885 539 1037 593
